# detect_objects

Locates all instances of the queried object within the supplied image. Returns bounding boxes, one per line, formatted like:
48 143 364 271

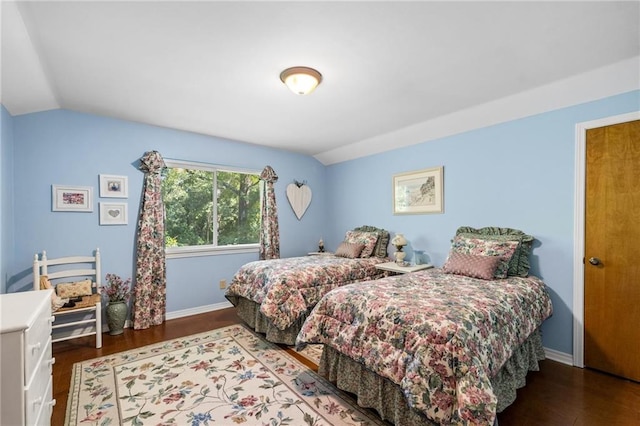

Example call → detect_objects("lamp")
280 66 322 95
391 233 408 264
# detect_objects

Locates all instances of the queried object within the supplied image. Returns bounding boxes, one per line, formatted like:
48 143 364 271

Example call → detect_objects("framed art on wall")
99 174 128 198
99 202 128 225
393 166 444 214
52 185 94 212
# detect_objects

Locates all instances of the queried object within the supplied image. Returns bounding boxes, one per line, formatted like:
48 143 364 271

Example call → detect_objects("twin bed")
227 226 554 425
225 225 391 345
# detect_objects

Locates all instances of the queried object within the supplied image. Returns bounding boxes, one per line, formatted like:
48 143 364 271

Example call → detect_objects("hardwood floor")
52 308 640 425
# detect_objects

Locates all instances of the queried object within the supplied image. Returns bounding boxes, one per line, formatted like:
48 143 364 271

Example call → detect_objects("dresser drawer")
24 306 53 384
28 374 54 426
25 338 53 426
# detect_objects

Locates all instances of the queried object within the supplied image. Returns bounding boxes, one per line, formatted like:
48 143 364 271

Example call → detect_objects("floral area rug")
66 324 385 425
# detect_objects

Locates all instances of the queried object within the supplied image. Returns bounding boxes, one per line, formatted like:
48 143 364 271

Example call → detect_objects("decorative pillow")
56 279 93 298
450 235 519 279
443 252 501 280
335 241 366 259
345 230 379 258
455 226 534 277
353 226 390 258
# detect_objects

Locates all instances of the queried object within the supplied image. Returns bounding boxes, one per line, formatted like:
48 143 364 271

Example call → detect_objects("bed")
225 225 392 345
296 226 554 425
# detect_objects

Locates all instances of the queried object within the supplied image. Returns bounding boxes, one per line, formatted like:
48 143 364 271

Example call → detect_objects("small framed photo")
52 185 93 212
99 202 128 225
99 174 128 198
393 166 444 215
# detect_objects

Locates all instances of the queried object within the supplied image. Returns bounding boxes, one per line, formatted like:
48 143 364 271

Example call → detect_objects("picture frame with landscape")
393 166 444 214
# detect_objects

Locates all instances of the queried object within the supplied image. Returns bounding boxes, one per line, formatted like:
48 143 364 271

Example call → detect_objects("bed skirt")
318 329 546 426
231 296 307 345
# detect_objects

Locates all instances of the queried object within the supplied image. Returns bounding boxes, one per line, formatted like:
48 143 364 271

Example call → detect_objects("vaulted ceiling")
2 1 639 164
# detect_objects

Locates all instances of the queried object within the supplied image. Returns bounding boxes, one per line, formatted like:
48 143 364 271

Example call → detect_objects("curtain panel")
132 150 167 330
259 165 280 260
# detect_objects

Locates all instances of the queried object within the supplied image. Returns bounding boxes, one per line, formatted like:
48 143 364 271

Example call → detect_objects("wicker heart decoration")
286 183 312 220
108 209 120 218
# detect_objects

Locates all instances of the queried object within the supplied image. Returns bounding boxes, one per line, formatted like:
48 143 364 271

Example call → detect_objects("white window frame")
163 159 261 259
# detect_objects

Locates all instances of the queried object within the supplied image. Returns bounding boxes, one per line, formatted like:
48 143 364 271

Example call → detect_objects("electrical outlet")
219 279 227 289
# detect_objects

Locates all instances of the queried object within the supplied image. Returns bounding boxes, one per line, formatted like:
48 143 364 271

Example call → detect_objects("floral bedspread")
296 269 553 425
225 255 389 330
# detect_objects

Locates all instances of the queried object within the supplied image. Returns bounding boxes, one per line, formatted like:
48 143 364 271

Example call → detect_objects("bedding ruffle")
232 296 306 345
319 329 545 426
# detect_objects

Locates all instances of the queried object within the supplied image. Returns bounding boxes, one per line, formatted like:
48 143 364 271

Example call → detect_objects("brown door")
584 119 640 382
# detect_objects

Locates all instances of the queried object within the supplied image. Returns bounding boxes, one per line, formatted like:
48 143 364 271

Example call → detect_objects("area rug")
65 324 385 425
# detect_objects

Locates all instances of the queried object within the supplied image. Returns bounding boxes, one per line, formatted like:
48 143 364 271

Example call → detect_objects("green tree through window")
162 161 261 250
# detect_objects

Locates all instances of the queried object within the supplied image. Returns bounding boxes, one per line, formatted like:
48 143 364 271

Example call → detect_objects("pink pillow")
443 252 501 280
344 230 379 258
450 235 519 278
335 242 366 258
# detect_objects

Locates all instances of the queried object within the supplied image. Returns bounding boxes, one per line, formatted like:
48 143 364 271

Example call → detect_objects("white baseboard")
165 301 234 321
544 347 574 366
103 301 234 332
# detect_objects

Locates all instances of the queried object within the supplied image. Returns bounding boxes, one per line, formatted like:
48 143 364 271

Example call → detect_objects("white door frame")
573 111 640 367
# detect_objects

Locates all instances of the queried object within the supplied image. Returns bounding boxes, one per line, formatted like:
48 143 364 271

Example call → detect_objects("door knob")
588 257 601 265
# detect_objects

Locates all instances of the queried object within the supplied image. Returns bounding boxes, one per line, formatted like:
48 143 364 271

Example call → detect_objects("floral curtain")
132 151 167 330
259 165 280 260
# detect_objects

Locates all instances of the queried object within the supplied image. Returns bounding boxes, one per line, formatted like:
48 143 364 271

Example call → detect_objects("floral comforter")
225 255 388 330
296 269 553 425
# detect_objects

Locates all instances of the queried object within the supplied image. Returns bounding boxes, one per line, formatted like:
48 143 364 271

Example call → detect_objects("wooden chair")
33 249 103 348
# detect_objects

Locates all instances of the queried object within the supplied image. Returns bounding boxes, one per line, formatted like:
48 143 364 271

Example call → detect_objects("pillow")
345 230 379 258
455 226 534 276
56 279 93 298
443 252 501 280
335 241 366 258
353 226 390 258
450 235 518 279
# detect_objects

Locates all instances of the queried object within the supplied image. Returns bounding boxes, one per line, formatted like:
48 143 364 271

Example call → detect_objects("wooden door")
584 119 640 382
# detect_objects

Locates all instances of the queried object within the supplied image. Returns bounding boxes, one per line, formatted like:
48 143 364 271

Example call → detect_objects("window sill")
166 244 259 259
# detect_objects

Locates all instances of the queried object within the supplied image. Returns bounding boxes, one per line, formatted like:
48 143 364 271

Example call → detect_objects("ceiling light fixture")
280 66 322 95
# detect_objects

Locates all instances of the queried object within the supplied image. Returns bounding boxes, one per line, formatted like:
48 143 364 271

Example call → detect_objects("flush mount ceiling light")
280 66 322 95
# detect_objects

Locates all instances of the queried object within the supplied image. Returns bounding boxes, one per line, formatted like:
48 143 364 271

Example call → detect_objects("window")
162 160 262 258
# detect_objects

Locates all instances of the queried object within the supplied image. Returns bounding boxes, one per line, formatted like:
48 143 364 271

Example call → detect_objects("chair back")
33 248 102 292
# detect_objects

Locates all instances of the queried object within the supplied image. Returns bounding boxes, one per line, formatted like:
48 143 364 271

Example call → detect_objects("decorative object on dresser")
1 290 56 426
318 237 325 252
285 180 312 220
102 273 132 335
391 232 408 264
393 166 444 214
33 249 103 348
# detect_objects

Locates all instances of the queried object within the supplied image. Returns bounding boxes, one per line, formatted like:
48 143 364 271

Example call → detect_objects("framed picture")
393 166 444 214
99 202 128 225
52 185 93 212
99 174 128 198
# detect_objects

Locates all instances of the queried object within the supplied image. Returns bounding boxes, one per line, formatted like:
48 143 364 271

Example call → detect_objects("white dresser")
1 290 55 426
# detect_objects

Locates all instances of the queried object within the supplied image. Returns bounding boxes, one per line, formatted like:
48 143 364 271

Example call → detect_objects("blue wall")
2 90 638 355
324 90 640 355
1 106 15 294
6 109 327 313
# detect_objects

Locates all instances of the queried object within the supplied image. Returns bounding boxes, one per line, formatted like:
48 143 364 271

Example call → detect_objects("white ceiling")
2 1 639 165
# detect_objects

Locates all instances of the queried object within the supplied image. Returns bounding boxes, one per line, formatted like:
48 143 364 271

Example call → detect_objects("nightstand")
308 252 334 256
375 261 433 274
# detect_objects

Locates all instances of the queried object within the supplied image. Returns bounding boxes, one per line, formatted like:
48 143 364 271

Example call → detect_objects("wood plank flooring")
52 308 640 425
